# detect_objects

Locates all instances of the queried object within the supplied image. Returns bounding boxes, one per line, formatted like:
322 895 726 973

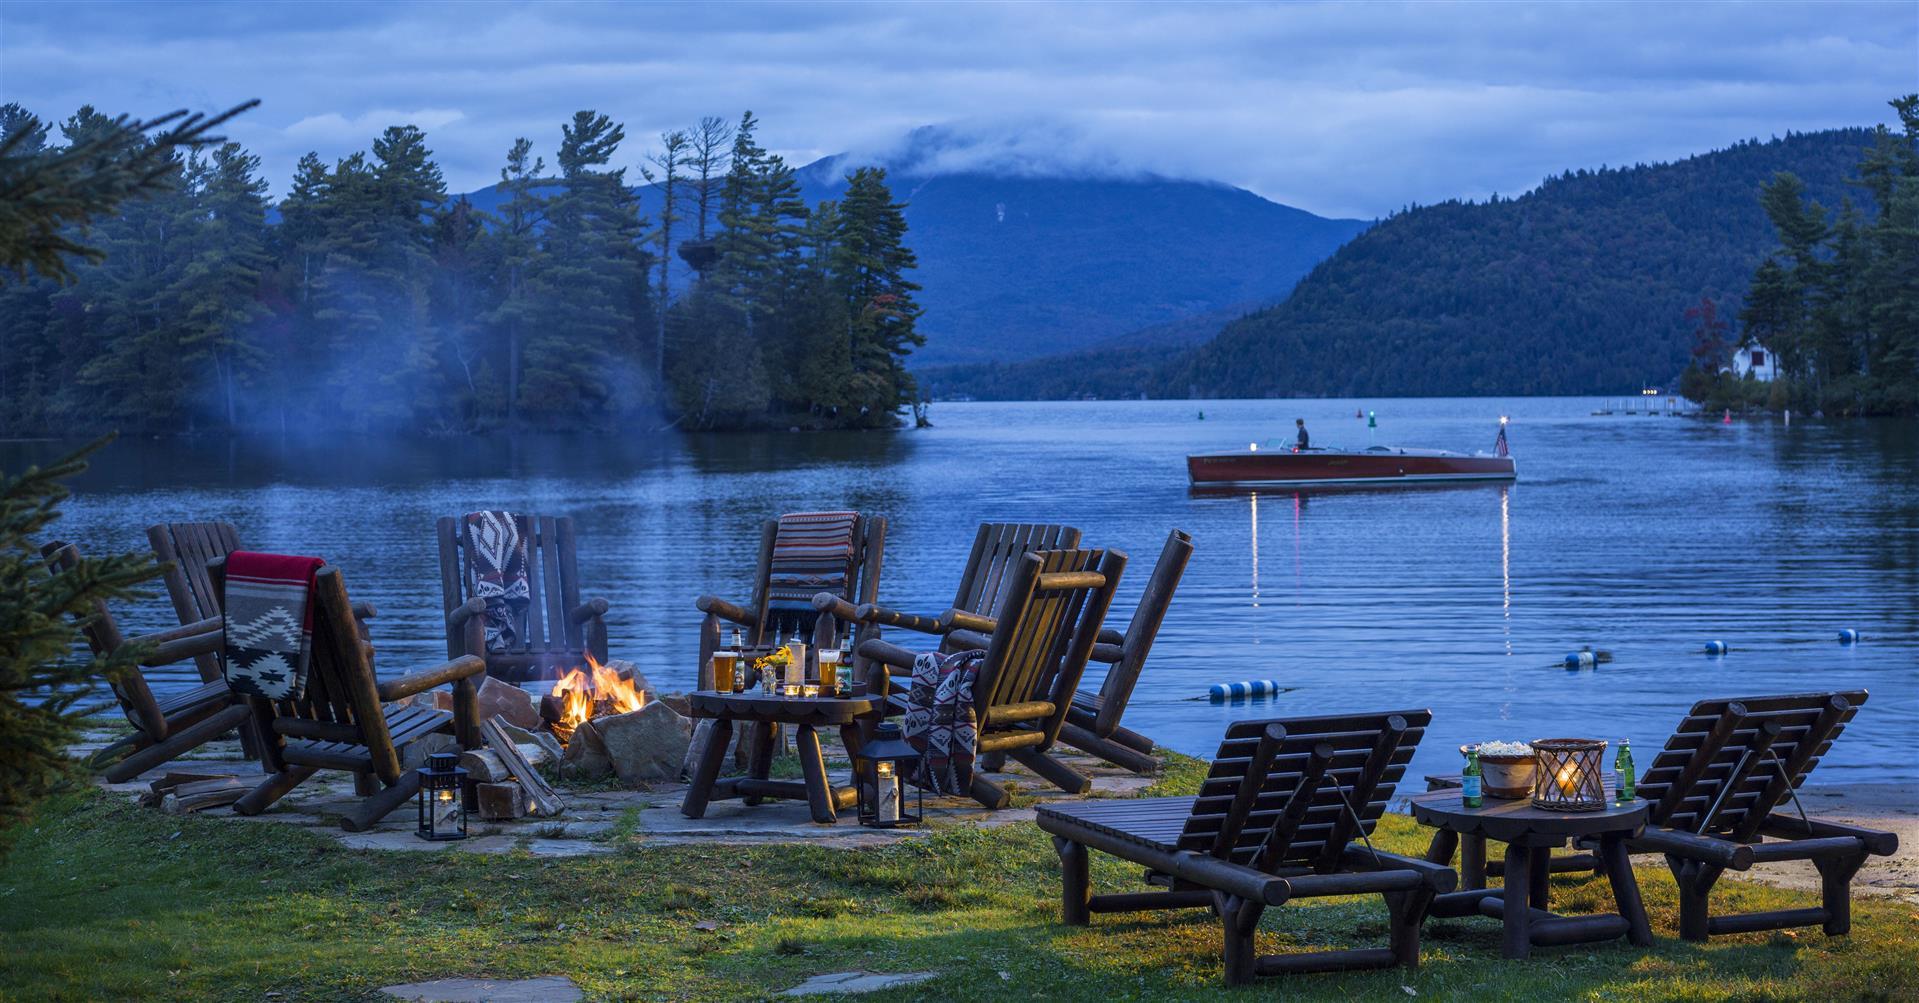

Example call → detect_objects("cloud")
0 1 1910 218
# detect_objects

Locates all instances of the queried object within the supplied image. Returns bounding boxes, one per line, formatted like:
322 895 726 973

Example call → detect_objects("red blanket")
221 551 325 700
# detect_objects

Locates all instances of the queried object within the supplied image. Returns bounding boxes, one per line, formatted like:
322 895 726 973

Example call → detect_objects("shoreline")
1753 783 1918 901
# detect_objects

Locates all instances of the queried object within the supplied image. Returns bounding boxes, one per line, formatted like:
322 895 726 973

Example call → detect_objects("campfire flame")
549 654 645 744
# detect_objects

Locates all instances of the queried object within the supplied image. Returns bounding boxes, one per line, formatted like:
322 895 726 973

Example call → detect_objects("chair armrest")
139 629 224 666
938 608 997 634
446 596 487 627
568 596 610 626
1342 846 1459 891
854 603 946 636
694 594 758 628
126 615 224 648
943 628 991 652
350 601 377 620
1630 826 1755 870
377 655 487 702
856 637 921 670
810 592 863 623
1760 816 1899 857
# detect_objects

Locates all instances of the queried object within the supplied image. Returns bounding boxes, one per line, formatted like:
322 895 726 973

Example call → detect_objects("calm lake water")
11 398 1917 785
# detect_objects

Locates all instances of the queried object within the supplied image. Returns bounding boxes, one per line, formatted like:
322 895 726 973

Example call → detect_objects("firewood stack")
461 719 566 822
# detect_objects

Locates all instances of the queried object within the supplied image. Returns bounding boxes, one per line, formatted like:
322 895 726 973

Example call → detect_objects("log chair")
212 557 486 831
437 513 609 683
1036 710 1452 986
1630 690 1896 941
854 547 1126 809
40 541 251 783
694 511 886 687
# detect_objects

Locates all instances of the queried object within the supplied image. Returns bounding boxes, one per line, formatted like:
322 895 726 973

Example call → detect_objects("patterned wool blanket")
901 648 987 796
765 511 860 616
464 510 530 653
221 551 325 701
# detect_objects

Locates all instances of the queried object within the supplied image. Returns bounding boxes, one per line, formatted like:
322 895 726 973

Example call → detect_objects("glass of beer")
711 649 740 692
817 646 840 693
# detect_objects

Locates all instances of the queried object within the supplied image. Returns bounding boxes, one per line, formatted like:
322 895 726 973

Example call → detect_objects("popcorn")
1478 741 1534 758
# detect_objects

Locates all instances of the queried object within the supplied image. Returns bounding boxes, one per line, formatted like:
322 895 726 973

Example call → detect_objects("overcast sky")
2 1 1913 218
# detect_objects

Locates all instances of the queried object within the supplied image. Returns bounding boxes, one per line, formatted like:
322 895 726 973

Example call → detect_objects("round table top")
1410 788 1647 843
688 689 877 725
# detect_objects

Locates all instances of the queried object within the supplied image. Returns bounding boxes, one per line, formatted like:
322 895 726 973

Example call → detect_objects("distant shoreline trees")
0 103 925 436
1683 95 1917 417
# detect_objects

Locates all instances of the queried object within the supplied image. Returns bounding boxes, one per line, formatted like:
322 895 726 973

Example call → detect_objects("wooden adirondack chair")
1628 690 1896 941
41 541 253 783
694 512 886 687
213 557 487 831
1056 528 1192 773
812 522 1080 643
854 546 1126 809
1035 710 1452 985
437 514 609 683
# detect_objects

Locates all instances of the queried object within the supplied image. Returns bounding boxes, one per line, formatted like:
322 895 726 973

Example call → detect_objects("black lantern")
856 722 922 828
417 751 468 840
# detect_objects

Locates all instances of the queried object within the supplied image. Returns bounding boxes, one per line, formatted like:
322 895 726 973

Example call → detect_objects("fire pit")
540 655 647 745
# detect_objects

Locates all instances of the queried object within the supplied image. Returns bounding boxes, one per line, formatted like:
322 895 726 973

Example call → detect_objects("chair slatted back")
147 521 241 682
1639 690 1866 836
953 523 1082 620
1176 710 1431 874
214 559 401 781
975 548 1124 736
41 541 166 736
1088 529 1192 735
437 514 584 658
748 513 885 646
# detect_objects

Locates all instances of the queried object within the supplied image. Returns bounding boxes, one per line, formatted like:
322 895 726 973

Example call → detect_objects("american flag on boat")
1494 423 1510 457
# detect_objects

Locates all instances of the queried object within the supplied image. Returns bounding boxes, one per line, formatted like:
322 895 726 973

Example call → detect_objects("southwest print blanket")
901 648 986 795
765 510 860 615
463 510 530 653
221 551 325 701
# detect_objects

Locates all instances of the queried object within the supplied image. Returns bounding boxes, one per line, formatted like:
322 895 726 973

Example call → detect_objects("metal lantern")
855 722 923 829
417 751 469 840
1531 738 1607 812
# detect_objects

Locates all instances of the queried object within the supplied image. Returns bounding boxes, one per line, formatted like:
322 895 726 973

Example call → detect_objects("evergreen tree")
179 143 272 428
481 137 548 427
830 167 925 425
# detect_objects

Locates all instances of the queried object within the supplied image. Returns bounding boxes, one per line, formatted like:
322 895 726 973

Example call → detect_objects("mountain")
1165 129 1878 398
452 132 1369 369
792 153 1369 366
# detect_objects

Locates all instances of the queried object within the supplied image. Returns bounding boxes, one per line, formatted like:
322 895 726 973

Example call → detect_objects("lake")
10 398 1916 785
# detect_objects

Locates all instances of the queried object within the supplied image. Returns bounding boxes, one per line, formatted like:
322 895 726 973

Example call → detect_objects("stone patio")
80 727 1157 854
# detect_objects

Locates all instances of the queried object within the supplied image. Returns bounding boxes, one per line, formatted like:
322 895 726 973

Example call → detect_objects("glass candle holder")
801 684 820 698
783 683 801 697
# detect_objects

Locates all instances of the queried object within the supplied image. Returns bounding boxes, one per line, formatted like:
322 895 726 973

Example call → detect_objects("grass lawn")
1 754 1915 1002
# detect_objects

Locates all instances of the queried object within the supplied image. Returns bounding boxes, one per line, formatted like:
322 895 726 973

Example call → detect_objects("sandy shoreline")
1743 783 1918 902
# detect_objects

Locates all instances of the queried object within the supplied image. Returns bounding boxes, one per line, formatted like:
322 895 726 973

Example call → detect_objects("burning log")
539 656 649 744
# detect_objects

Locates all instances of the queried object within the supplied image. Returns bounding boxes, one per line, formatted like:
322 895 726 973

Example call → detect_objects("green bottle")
1461 747 1483 808
1615 740 1635 804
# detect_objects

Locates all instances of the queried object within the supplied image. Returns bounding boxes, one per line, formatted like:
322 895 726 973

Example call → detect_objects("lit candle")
876 761 900 823
1556 761 1580 797
801 684 819 698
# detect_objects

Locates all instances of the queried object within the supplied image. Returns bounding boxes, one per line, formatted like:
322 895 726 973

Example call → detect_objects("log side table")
681 691 877 825
1410 788 1653 959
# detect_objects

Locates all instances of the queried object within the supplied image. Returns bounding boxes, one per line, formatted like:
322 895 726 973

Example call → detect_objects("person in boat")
1295 418 1310 450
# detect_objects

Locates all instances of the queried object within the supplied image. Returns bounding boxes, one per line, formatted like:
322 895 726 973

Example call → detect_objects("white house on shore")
1731 343 1778 381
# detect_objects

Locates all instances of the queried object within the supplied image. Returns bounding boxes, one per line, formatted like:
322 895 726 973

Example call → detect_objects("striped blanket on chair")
221 551 325 701
765 511 861 616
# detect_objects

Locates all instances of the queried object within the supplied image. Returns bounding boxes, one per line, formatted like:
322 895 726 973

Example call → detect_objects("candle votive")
801 683 820 698
1530 738 1607 812
783 683 801 697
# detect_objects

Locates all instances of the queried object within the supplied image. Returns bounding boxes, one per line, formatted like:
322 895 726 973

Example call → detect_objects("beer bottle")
1615 739 1635 803
1461 746 1483 808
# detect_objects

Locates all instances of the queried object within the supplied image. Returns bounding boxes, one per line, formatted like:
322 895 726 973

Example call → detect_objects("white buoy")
1838 629 1862 645
1704 640 1730 656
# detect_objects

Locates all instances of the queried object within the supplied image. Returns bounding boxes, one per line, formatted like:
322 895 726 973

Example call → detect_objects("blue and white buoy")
1209 680 1284 702
1838 629 1862 645
1564 650 1598 669
1704 640 1730 656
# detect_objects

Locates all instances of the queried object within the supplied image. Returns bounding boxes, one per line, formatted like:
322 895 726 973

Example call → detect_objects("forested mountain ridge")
1167 128 1878 398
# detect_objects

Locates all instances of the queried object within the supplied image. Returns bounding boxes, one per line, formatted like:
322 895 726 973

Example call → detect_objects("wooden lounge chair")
437 513 609 683
812 522 1079 645
41 541 252 783
1629 690 1896 941
1056 528 1192 773
212 557 487 831
1035 710 1452 985
855 546 1126 809
694 511 886 686
146 521 244 684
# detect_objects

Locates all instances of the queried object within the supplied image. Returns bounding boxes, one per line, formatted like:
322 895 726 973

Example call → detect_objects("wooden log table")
681 691 878 825
1410 788 1653 959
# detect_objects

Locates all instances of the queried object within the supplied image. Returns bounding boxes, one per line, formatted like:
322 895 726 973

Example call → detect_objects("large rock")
594 701 691 786
560 721 613 780
477 676 541 730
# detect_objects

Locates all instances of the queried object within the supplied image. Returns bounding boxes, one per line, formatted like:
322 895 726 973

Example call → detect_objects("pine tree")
178 143 272 428
481 137 548 428
647 130 690 389
830 167 925 425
